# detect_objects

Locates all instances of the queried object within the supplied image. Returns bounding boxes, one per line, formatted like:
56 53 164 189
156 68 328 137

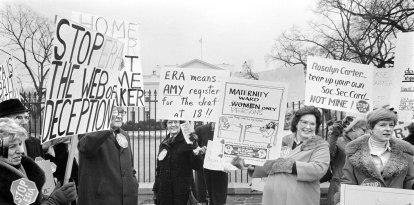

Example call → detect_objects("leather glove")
231 156 247 170
49 182 77 204
331 121 344 136
264 158 295 175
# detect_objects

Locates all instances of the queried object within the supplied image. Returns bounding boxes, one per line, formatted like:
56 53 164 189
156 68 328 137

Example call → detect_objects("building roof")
177 59 225 70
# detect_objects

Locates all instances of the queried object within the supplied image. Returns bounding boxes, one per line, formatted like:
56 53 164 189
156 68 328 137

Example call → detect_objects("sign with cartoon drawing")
214 79 289 166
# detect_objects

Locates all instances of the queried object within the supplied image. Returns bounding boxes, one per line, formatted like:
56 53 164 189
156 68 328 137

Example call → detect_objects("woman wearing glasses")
326 115 367 205
234 106 330 205
334 108 414 204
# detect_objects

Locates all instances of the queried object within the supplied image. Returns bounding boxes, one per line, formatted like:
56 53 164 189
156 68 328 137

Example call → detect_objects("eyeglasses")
299 120 316 128
15 116 30 121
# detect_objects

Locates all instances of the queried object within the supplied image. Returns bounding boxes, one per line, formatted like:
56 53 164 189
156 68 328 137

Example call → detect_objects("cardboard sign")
203 140 237 171
372 68 393 109
0 55 20 101
72 12 144 107
10 178 39 205
213 79 288 166
35 158 56 196
390 32 414 123
157 67 230 121
340 184 414 205
305 57 374 115
41 17 124 143
180 122 194 144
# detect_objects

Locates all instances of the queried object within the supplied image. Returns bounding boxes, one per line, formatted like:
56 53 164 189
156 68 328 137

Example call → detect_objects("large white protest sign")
305 57 374 115
213 79 288 166
391 32 414 123
340 184 414 205
72 12 144 107
157 67 230 121
41 17 123 143
203 140 237 171
0 55 20 101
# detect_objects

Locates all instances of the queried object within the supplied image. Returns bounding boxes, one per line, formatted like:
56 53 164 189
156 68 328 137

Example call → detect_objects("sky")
2 0 316 75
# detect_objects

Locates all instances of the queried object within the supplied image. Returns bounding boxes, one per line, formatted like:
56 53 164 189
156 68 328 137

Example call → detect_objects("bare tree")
0 3 53 102
267 0 413 73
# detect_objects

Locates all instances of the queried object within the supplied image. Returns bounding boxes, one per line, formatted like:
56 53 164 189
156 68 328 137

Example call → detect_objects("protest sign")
391 32 414 123
10 178 39 205
340 184 414 205
72 11 144 107
372 68 392 109
157 67 230 121
203 140 237 171
305 57 374 115
213 79 288 166
41 17 123 143
0 55 20 101
180 122 194 144
35 158 56 196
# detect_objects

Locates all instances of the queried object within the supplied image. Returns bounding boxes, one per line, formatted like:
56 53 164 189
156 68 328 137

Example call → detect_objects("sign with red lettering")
10 178 39 205
305 56 374 114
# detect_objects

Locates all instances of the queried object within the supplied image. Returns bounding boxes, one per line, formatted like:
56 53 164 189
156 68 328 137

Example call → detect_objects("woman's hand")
231 156 249 170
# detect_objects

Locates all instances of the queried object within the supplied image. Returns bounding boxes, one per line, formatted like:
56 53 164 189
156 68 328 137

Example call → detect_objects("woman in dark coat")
153 120 204 205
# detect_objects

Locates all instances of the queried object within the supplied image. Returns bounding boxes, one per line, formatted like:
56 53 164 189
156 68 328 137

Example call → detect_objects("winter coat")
25 136 45 159
78 129 138 205
334 135 414 204
153 131 203 205
327 133 352 205
0 156 64 205
261 134 330 205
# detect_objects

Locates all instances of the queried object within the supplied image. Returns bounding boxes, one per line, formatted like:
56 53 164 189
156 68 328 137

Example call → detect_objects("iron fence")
20 91 342 184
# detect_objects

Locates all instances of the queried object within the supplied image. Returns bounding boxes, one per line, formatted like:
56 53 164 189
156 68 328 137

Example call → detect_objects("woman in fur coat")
334 108 414 204
0 118 77 205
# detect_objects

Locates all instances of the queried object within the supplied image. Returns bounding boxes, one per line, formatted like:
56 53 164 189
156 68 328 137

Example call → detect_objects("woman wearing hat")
0 118 77 204
326 116 367 205
334 108 414 204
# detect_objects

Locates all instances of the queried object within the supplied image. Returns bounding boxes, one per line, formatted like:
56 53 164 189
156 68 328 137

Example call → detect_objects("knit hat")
366 108 397 129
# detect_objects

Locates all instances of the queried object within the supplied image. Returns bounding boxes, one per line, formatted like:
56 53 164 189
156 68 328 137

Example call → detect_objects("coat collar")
346 135 414 182
0 156 45 204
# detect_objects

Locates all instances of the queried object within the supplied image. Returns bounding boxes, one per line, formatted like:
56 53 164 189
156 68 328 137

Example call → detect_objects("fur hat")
0 99 29 117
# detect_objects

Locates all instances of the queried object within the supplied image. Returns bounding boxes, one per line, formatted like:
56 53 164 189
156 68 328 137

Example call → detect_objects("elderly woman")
334 108 414 203
235 106 330 205
326 116 367 205
153 120 205 205
0 118 77 205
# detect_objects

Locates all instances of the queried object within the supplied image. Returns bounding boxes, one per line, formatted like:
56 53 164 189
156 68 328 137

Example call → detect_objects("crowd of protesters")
1 97 413 205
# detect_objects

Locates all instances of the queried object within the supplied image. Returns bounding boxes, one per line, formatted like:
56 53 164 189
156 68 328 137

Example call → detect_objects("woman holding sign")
153 120 205 205
233 106 330 205
334 108 414 204
0 118 77 205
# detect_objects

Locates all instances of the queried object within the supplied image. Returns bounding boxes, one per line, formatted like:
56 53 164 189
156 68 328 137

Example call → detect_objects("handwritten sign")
157 67 229 121
340 184 414 205
390 32 414 123
41 17 123 143
0 55 20 101
305 57 374 114
72 12 144 107
214 79 288 166
203 140 237 171
373 68 393 109
10 178 39 205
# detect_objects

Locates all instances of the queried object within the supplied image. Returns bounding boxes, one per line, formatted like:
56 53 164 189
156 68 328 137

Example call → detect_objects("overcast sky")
3 0 316 74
